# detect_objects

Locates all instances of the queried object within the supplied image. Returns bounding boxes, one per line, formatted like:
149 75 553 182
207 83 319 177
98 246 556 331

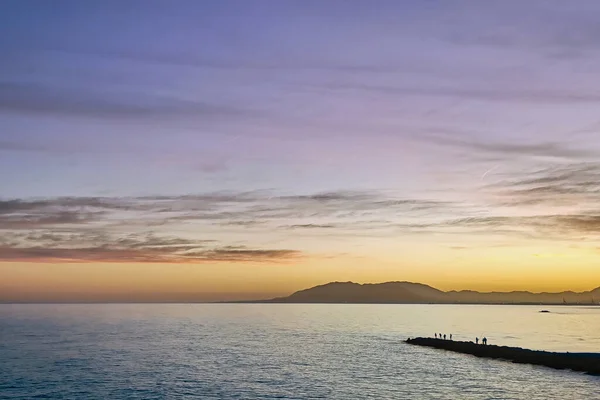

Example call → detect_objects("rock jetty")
406 337 600 376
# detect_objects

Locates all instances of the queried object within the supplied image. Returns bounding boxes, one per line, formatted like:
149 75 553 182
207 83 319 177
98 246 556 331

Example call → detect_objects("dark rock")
405 337 600 376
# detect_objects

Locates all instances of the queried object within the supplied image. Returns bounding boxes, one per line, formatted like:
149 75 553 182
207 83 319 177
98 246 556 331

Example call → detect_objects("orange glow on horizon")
1 243 599 303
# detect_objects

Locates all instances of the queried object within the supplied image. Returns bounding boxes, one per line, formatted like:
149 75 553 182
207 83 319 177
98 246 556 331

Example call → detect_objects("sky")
1 0 600 302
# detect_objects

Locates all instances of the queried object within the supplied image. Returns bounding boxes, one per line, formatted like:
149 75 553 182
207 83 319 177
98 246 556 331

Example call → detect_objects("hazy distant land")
245 281 600 305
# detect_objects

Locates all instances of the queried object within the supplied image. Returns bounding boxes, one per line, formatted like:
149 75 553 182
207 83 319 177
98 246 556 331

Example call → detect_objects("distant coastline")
3 281 599 304
233 281 600 305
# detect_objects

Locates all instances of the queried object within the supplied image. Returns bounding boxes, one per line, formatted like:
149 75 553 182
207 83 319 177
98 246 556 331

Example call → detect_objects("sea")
1 304 599 399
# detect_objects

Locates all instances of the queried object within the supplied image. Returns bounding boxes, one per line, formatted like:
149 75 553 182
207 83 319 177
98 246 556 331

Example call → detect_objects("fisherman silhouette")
483 337 487 345
443 334 446 340
450 334 453 340
476 337 479 344
435 333 437 339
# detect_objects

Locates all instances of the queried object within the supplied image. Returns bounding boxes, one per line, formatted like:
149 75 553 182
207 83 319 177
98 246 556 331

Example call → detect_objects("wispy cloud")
0 197 135 213
0 245 300 263
318 82 600 105
0 190 465 262
398 213 600 242
0 211 104 229
425 135 595 161
0 82 254 120
0 140 52 153
0 191 460 229
181 247 300 263
2 183 599 263
487 162 600 207
0 231 299 263
440 2 600 59
284 224 338 229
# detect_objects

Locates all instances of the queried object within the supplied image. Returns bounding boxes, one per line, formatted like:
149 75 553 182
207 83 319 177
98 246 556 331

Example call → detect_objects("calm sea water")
1 304 599 399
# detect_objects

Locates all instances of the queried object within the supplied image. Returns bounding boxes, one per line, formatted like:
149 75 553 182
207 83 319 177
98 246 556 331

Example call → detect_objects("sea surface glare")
1 304 599 399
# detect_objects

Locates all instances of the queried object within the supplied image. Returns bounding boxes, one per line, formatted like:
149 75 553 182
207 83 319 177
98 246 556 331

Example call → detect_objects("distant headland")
239 281 600 305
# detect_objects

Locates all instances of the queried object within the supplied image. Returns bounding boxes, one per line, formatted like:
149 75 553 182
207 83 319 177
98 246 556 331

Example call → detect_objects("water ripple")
1 304 598 399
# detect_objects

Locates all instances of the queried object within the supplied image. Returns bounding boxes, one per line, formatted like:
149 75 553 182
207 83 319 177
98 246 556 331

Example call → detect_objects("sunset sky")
2 1 600 302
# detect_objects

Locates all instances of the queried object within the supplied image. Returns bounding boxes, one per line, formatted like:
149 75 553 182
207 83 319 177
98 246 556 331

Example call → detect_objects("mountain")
263 282 600 304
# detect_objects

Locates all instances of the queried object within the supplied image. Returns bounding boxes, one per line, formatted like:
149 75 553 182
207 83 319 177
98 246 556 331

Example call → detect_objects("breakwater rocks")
405 337 600 376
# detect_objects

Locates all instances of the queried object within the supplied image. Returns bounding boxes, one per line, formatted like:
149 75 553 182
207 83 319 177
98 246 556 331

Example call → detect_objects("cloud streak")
0 211 104 229
0 191 460 230
2 185 600 264
425 136 595 161
0 245 300 263
319 82 600 105
0 190 466 262
397 213 600 242
0 231 299 263
0 82 254 120
487 162 600 207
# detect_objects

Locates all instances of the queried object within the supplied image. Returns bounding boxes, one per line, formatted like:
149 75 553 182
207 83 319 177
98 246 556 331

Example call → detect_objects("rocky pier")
405 337 600 376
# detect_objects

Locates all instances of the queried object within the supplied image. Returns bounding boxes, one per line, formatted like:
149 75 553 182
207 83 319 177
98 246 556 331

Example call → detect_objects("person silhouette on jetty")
435 333 437 339
450 334 452 340
483 337 487 345
476 337 479 344
443 334 446 340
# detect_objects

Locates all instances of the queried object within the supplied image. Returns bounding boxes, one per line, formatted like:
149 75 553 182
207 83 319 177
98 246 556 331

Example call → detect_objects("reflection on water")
1 304 598 399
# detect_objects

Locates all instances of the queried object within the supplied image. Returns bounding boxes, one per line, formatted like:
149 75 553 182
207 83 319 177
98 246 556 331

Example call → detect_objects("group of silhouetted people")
434 333 452 340
434 333 488 345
